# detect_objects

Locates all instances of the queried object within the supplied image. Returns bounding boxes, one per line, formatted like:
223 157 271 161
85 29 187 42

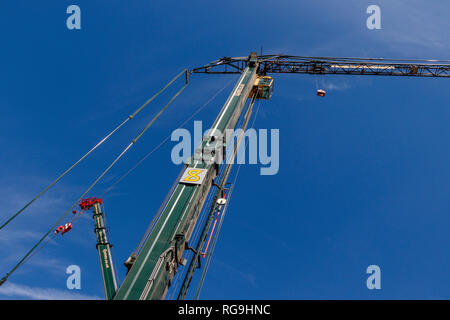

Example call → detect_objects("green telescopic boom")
114 52 260 300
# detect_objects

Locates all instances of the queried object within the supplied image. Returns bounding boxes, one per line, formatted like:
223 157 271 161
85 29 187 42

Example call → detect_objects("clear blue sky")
0 0 449 299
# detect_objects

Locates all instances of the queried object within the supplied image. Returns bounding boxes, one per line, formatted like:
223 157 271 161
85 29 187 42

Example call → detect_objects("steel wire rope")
168 162 224 299
0 78 189 286
167 80 243 299
120 77 237 258
176 94 258 300
194 99 262 299
4 76 235 288
0 69 187 231
100 76 236 199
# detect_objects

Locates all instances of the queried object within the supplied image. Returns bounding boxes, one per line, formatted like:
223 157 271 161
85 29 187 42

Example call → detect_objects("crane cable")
202 189 226 258
11 76 235 284
176 94 257 300
100 76 236 199
0 76 189 287
0 69 188 232
121 76 237 258
21 207 88 266
194 98 262 300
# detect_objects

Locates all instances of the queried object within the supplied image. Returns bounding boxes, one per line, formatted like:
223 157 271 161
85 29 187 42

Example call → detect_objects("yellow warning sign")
179 168 207 185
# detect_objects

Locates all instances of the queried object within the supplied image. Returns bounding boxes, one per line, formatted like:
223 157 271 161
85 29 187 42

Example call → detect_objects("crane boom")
114 53 259 300
113 52 449 300
192 54 450 77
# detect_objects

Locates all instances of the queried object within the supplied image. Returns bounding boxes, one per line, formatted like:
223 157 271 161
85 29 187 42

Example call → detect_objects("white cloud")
0 229 43 243
279 1 449 58
325 82 351 91
0 282 101 300
213 259 257 287
0 179 76 225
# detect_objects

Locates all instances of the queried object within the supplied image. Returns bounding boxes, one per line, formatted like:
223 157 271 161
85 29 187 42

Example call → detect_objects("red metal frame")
79 197 103 211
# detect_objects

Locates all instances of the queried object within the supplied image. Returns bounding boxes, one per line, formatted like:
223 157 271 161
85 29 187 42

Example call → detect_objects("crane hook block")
55 223 73 235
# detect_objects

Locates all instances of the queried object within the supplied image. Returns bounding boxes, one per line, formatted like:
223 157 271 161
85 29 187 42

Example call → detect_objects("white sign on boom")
179 168 207 185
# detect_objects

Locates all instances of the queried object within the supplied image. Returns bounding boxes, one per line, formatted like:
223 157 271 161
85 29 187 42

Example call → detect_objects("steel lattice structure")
191 54 450 77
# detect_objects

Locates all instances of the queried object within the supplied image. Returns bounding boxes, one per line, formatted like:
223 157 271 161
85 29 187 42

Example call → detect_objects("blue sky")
0 0 449 299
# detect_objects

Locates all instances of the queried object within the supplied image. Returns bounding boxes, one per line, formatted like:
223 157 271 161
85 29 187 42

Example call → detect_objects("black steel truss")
191 54 450 77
